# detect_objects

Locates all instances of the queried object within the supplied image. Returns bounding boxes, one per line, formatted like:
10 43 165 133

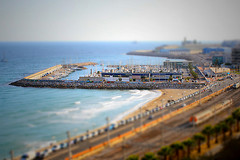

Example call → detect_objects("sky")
0 0 240 42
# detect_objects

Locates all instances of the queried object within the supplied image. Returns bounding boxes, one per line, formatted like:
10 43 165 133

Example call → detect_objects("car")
80 135 87 141
148 115 153 120
91 131 98 137
60 143 67 149
52 145 60 152
98 128 104 134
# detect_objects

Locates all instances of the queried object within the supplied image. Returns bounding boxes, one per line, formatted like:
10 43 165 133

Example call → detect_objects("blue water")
0 41 180 159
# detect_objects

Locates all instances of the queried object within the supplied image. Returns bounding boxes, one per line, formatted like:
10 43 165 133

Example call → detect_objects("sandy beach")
124 88 198 119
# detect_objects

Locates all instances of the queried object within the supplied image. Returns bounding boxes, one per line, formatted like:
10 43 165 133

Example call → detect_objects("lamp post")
140 107 143 132
66 131 72 160
106 117 110 145
199 87 201 105
10 150 14 160
161 99 165 146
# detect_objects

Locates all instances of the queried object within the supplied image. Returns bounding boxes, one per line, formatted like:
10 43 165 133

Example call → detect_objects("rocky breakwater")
10 79 204 90
127 50 194 61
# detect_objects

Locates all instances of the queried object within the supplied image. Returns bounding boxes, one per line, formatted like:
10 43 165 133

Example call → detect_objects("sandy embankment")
124 89 198 119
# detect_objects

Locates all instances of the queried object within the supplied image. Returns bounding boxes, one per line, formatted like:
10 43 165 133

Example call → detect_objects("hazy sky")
0 0 240 42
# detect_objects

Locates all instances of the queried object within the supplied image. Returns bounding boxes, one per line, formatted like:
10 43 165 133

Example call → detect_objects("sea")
0 41 180 159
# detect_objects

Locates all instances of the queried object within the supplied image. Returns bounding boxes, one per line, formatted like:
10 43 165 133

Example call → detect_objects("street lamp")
140 107 143 132
66 131 72 160
106 117 110 145
10 150 14 160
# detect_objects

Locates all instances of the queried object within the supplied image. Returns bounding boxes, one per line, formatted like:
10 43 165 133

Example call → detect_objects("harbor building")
101 72 182 82
163 60 193 69
212 56 224 66
203 67 230 77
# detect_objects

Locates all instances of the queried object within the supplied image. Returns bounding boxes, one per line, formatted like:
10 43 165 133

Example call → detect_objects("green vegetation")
126 154 139 160
232 108 240 131
213 124 221 144
168 75 173 81
193 133 205 153
188 64 198 80
225 116 235 136
170 142 184 160
126 108 240 160
182 139 195 158
141 152 158 160
157 146 172 160
201 125 213 148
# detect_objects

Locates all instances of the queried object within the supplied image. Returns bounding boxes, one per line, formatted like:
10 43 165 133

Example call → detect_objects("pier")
22 62 97 80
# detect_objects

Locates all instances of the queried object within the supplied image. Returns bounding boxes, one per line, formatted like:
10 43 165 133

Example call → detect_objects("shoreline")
112 90 162 123
123 88 199 120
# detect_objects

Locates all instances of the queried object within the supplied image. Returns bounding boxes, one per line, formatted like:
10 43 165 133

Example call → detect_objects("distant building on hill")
203 48 225 54
181 37 221 54
159 48 190 55
222 40 240 48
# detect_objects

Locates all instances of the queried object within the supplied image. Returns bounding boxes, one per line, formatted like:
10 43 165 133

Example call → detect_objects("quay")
20 62 97 80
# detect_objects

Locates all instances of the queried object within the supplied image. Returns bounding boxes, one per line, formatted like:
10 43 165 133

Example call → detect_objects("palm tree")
232 109 240 132
219 121 229 141
141 152 157 160
182 138 195 158
193 133 205 153
170 142 184 160
157 146 172 160
127 154 139 160
225 116 235 136
201 125 214 148
213 124 221 144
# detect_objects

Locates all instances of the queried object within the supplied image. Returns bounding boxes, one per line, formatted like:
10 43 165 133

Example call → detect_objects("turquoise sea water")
0 41 180 159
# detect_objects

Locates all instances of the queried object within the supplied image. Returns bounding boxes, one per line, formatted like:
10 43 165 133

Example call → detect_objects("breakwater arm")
127 51 194 61
10 79 204 90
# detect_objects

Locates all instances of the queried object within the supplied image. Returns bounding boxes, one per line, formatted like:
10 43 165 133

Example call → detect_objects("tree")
193 133 205 153
201 125 214 148
232 108 240 132
141 152 157 160
170 142 184 160
219 121 229 141
168 75 173 81
225 116 235 136
213 124 221 144
182 138 195 158
158 146 172 160
127 154 139 160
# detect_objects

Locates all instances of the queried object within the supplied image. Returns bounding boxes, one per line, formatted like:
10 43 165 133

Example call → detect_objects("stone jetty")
10 79 204 90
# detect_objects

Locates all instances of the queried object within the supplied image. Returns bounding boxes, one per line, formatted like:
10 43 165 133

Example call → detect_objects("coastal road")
85 83 240 160
46 77 240 160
